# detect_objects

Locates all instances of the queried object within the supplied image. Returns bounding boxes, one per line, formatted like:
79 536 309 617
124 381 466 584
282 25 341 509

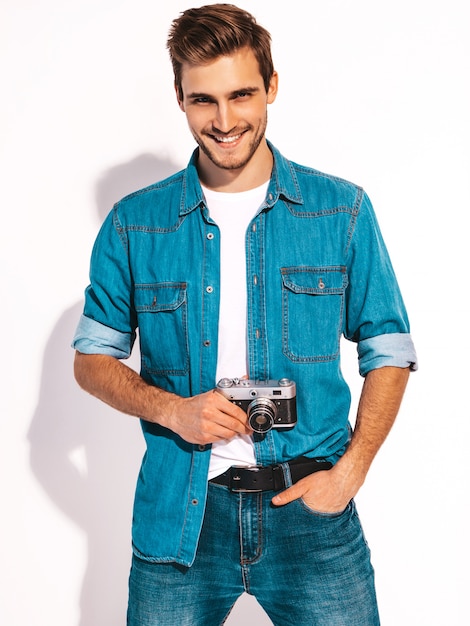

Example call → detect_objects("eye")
193 96 213 105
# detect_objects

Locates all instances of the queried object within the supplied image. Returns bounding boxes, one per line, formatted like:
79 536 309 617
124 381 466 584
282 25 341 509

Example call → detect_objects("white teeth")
215 134 241 143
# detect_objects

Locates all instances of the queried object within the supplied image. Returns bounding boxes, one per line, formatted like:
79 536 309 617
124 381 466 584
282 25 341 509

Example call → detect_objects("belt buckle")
229 465 264 493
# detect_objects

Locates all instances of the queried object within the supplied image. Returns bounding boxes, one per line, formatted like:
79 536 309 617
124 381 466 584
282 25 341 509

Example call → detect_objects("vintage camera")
216 377 297 434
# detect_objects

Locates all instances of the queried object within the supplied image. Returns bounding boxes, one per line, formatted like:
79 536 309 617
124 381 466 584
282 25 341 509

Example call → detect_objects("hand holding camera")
216 377 297 433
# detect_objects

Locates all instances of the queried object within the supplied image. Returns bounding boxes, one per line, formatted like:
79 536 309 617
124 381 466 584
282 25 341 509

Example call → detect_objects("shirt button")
206 286 214 293
191 499 199 506
203 340 211 347
207 232 214 240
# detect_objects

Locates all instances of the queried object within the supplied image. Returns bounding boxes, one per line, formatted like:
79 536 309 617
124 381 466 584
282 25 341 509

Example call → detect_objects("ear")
175 83 185 112
267 71 279 104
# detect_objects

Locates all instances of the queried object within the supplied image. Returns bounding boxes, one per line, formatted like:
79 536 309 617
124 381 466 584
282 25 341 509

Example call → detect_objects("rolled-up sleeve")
72 315 135 359
343 192 418 376
357 332 418 376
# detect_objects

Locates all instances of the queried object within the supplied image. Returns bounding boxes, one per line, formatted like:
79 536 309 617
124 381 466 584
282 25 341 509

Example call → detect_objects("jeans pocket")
298 497 352 519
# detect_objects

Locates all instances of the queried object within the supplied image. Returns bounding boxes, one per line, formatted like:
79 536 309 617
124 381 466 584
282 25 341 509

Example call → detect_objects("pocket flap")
281 267 347 295
134 282 187 312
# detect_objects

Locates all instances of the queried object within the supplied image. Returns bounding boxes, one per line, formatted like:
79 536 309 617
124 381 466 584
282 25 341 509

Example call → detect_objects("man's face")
177 47 278 183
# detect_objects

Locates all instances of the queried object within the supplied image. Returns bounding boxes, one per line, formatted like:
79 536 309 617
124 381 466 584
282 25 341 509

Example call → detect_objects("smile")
212 132 244 144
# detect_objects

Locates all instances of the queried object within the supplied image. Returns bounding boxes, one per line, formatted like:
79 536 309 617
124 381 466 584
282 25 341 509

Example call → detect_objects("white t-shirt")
202 182 269 480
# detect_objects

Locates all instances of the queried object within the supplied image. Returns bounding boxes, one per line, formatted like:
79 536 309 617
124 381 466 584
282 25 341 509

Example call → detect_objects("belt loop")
280 461 293 489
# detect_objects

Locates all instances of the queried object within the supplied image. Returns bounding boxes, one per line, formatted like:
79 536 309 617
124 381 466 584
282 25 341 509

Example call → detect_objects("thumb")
271 483 304 507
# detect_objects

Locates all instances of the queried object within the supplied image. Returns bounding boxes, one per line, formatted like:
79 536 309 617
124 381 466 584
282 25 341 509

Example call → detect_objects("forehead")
180 47 264 96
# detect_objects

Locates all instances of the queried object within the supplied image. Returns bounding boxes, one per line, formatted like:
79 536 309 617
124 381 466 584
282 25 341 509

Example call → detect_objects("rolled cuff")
357 333 418 377
71 315 134 359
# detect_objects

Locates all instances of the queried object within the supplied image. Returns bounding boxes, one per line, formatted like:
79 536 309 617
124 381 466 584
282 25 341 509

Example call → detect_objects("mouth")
208 129 248 146
213 133 243 144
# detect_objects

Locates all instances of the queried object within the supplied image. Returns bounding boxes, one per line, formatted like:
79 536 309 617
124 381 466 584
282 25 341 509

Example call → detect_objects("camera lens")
247 398 277 433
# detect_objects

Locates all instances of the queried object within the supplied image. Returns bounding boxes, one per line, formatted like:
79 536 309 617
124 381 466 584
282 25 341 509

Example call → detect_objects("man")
73 4 417 625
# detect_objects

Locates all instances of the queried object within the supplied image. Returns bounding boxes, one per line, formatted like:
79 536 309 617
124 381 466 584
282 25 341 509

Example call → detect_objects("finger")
184 414 249 444
200 399 251 435
271 483 305 507
201 423 248 442
215 411 253 435
212 392 250 424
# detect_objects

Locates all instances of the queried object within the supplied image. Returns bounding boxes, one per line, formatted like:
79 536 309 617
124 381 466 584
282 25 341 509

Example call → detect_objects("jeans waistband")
209 456 332 493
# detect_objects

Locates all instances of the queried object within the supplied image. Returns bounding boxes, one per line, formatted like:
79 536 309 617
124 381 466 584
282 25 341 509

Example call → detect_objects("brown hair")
167 4 274 99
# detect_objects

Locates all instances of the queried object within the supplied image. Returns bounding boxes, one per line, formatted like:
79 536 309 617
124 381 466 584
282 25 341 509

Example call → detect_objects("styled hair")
167 4 274 99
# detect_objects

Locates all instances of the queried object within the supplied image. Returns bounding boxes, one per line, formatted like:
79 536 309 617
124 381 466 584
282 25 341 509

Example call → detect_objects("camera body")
216 377 297 434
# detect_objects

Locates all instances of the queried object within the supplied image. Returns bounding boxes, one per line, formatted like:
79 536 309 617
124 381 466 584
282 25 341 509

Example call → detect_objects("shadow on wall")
28 154 182 626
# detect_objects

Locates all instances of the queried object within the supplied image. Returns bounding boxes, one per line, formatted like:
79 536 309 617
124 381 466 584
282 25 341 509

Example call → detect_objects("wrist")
332 454 367 499
139 383 180 427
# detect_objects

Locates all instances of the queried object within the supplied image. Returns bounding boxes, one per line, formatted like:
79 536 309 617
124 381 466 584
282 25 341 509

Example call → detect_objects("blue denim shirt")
73 143 417 566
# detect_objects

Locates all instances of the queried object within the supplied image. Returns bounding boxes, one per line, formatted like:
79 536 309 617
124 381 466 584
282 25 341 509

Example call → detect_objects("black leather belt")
209 456 332 493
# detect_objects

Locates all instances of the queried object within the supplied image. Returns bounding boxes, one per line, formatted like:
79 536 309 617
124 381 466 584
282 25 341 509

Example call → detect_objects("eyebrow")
186 86 261 100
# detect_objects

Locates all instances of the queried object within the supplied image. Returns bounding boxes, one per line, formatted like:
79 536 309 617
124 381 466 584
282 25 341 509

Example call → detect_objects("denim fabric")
127 482 380 626
73 142 417 565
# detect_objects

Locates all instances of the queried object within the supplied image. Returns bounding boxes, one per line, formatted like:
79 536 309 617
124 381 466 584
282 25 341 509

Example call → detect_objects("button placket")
199 221 219 392
246 214 268 379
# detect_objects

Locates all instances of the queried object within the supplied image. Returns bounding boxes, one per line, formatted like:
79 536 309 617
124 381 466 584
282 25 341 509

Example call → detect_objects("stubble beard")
195 116 268 172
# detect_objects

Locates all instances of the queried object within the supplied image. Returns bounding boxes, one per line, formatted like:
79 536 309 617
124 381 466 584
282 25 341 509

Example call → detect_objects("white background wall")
1 0 468 624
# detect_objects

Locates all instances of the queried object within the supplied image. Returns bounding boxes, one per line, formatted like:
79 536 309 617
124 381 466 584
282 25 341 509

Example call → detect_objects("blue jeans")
127 482 380 625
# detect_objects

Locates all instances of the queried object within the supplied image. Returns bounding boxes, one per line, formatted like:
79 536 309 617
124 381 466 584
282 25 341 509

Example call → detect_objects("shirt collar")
178 141 304 217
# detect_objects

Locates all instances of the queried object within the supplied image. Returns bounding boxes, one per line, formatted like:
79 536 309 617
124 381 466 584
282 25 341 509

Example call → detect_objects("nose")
212 102 237 134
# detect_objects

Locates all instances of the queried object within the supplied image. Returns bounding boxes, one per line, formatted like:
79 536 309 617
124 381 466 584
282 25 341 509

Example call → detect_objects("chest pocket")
281 267 348 362
134 282 189 375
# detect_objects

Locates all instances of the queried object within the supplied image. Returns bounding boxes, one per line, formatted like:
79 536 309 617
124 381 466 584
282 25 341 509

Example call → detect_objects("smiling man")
177 47 277 189
72 4 417 625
